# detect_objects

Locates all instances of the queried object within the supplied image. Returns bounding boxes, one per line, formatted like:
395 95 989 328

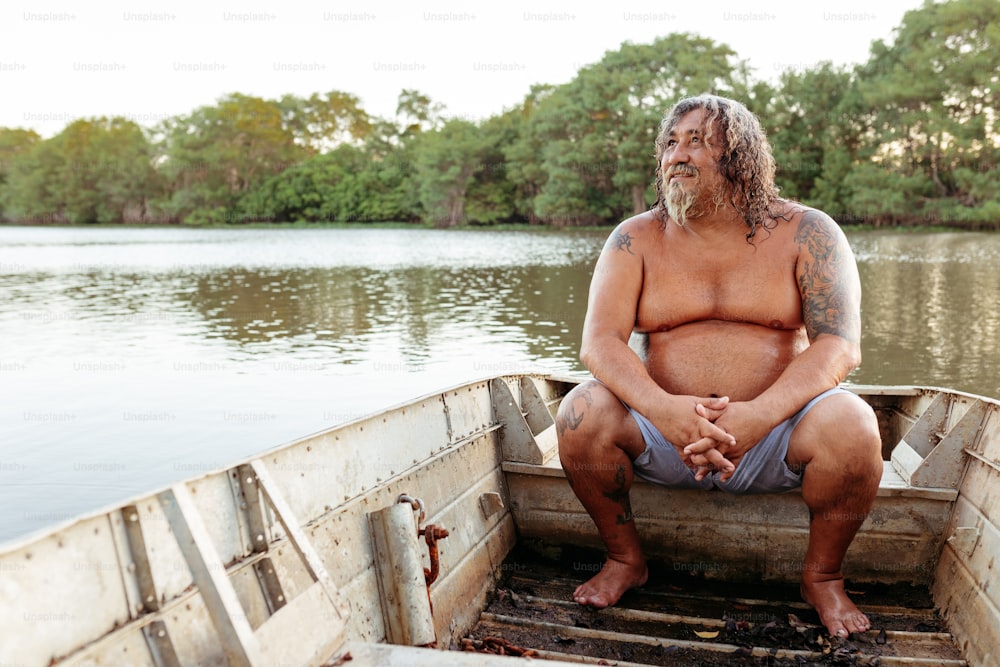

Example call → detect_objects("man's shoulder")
772 201 839 230
767 201 844 242
616 210 662 235
597 211 663 259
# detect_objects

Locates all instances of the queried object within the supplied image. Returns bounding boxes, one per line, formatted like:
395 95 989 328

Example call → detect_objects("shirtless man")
556 94 883 638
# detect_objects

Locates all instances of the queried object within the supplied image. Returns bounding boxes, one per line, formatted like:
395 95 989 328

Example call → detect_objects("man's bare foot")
800 575 871 637
573 558 648 608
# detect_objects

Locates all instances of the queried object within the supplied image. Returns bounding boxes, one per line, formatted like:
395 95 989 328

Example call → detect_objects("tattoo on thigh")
556 388 592 437
603 464 634 525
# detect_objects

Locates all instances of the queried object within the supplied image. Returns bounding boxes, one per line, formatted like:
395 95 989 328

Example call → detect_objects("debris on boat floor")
459 544 966 666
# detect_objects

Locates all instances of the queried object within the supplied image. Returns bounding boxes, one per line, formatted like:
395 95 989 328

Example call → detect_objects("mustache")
667 165 699 179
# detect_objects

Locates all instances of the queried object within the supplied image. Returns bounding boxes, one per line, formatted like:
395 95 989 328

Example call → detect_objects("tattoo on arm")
794 211 860 343
603 464 634 525
612 231 636 255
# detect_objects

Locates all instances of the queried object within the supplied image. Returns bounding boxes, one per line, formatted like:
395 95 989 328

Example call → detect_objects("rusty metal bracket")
419 525 449 586
395 495 450 605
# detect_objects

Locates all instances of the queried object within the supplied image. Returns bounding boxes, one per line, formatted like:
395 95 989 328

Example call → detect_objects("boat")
1 372 997 666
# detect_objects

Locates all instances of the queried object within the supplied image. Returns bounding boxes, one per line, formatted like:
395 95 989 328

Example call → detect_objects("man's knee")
556 381 626 452
791 392 882 469
827 393 881 454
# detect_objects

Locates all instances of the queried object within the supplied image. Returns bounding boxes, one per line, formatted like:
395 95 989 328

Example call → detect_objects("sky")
1 0 930 138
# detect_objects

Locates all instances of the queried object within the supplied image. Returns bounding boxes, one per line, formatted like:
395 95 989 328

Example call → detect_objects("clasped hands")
677 396 762 482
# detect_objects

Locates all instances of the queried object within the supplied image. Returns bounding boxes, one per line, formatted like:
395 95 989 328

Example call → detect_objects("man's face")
659 108 726 224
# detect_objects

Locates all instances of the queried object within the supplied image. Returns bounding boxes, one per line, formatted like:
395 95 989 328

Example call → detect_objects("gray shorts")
629 387 851 494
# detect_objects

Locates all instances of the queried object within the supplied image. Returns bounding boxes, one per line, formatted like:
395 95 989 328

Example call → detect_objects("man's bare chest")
635 249 802 333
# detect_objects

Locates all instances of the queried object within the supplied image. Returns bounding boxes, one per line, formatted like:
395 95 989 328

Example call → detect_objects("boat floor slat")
458 545 966 666
478 613 835 662
507 571 938 616
516 594 956 645
506 575 941 631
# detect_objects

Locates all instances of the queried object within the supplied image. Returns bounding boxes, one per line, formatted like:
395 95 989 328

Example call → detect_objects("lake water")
1 225 999 545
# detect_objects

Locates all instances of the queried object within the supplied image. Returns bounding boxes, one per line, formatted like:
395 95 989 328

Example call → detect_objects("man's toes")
573 588 604 608
848 613 871 634
828 613 869 638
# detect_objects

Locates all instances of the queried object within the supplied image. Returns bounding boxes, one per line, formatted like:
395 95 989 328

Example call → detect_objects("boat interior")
1 373 997 666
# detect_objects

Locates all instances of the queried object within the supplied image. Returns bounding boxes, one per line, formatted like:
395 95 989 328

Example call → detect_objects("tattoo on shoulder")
794 211 859 342
611 230 636 255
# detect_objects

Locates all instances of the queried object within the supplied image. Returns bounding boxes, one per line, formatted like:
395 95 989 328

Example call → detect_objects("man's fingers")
695 400 728 422
687 445 734 480
705 420 736 446
683 436 717 455
684 426 735 455
703 396 730 409
704 447 734 473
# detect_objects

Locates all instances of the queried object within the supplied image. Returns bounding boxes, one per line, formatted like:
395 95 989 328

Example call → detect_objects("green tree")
766 63 854 204
851 0 1000 226
500 85 556 224
463 111 519 224
0 128 40 220
413 118 491 226
156 93 303 224
4 118 159 224
395 89 445 138
234 89 437 224
277 90 372 152
236 144 418 223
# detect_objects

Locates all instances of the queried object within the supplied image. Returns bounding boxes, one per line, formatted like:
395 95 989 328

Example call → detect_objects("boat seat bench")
501 454 959 587
504 457 958 500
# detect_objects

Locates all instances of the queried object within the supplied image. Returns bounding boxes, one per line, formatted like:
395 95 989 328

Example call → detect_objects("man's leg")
556 380 649 608
786 391 883 637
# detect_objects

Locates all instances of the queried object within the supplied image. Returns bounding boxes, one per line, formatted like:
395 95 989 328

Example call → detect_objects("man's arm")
580 216 734 458
579 221 659 410
753 208 862 416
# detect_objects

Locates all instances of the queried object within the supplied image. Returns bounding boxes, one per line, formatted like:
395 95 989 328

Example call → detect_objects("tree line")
0 0 996 228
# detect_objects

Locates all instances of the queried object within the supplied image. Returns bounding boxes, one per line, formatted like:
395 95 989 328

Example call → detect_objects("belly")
645 320 808 401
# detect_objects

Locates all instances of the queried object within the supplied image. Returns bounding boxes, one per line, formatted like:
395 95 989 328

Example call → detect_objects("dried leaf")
694 630 720 639
788 613 811 630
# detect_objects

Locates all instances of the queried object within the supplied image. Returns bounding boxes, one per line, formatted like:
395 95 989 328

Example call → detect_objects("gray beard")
665 181 698 226
664 179 724 226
